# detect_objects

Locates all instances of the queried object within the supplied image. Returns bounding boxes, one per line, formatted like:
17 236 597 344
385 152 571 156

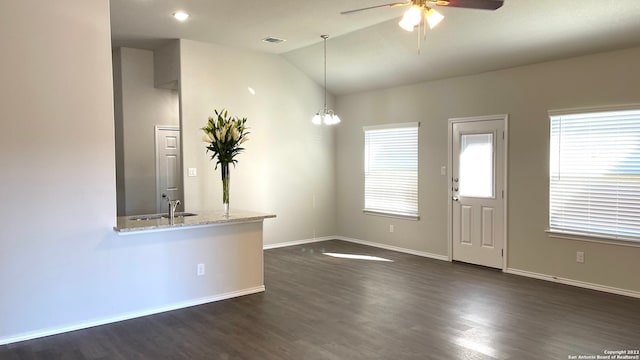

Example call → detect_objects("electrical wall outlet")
197 263 205 276
389 224 394 233
576 251 585 263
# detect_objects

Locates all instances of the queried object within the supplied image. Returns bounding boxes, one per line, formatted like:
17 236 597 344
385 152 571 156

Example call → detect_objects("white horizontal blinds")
549 109 640 241
364 123 419 218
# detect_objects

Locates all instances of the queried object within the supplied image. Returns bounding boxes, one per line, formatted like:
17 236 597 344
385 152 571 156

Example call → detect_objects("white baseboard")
268 237 640 299
504 268 640 299
0 285 265 346
336 238 640 299
335 236 450 262
263 236 335 250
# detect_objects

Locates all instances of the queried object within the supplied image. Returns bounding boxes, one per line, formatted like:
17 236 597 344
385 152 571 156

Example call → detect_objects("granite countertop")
114 209 276 234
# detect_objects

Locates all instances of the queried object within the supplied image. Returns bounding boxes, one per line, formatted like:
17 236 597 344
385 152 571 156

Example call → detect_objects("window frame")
547 104 640 246
363 122 420 221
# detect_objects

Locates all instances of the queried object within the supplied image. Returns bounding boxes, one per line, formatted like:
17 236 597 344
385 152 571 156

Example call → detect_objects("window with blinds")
549 108 640 241
363 123 419 219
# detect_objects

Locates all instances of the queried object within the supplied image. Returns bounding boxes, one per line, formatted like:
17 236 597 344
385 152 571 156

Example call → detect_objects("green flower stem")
221 162 230 206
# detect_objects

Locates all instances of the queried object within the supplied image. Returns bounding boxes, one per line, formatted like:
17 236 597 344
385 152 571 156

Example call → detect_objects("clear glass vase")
221 162 230 216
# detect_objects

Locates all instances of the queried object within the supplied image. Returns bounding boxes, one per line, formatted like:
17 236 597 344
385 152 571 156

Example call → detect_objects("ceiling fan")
341 0 503 16
341 0 504 51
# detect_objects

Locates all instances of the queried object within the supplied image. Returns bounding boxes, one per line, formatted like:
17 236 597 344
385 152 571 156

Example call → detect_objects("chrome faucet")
162 193 181 222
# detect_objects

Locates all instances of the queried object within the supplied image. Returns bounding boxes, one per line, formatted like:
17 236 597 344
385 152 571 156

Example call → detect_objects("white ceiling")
110 0 640 95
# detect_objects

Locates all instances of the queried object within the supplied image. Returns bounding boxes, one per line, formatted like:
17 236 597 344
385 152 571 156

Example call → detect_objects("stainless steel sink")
128 214 163 221
128 212 197 221
162 212 197 219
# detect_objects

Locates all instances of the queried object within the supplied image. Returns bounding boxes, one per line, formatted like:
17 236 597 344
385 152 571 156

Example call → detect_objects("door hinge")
502 190 504 199
502 131 505 140
501 249 504 257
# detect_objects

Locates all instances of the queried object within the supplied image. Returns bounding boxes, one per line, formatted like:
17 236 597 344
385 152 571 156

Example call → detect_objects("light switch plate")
188 168 197 177
440 166 447 176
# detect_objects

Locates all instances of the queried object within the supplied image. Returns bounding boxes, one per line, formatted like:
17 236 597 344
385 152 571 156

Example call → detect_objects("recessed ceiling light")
262 37 286 44
172 11 189 22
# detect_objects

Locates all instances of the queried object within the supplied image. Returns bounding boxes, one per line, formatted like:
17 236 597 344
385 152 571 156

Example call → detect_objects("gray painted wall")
179 39 337 245
113 47 180 215
1 0 270 343
335 47 640 293
113 48 126 216
153 40 180 90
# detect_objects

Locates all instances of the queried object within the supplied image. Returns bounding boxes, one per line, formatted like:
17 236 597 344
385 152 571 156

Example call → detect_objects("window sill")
546 230 640 248
363 210 419 221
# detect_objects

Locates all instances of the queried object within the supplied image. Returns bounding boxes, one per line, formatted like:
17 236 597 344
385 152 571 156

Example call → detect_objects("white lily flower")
204 110 250 171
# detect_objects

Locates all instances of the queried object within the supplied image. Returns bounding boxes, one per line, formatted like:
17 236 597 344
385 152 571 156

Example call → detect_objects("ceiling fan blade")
437 0 503 10
340 1 410 15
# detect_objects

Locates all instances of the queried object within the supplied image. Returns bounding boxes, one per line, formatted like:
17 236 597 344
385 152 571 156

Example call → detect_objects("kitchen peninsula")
108 209 277 327
114 210 276 234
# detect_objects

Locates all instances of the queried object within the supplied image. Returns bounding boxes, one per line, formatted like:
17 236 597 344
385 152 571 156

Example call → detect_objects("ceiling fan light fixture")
341 0 503 52
426 8 445 29
403 5 423 26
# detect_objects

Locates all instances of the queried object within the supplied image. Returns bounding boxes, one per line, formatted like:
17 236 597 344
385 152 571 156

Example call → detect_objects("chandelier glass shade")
312 35 340 126
312 109 341 125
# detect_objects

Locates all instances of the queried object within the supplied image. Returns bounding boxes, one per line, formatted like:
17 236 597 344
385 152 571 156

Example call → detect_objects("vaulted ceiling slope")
110 0 640 95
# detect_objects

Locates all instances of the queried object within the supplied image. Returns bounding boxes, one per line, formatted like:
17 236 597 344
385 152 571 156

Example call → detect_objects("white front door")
451 116 506 269
156 126 183 213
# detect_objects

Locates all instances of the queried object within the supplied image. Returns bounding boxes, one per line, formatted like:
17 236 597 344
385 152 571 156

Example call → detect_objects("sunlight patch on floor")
454 337 498 359
323 252 393 262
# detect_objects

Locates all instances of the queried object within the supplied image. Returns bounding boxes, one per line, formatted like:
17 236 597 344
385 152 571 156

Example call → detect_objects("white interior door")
451 117 505 269
156 126 183 213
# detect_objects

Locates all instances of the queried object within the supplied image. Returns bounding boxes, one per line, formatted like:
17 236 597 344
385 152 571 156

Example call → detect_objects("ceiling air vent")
262 37 286 44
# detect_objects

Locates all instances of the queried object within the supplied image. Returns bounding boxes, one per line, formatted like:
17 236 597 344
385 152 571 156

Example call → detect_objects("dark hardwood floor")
2 240 639 359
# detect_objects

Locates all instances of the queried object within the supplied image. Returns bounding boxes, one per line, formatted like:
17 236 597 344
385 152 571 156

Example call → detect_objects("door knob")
452 196 459 202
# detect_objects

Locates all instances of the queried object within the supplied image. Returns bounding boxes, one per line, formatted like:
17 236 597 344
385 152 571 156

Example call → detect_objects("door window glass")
459 133 494 198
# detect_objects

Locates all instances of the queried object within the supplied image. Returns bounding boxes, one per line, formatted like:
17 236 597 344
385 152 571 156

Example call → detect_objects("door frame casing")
447 114 509 270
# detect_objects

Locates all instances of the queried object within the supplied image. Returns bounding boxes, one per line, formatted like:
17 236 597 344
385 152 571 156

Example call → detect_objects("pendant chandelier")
312 35 341 126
